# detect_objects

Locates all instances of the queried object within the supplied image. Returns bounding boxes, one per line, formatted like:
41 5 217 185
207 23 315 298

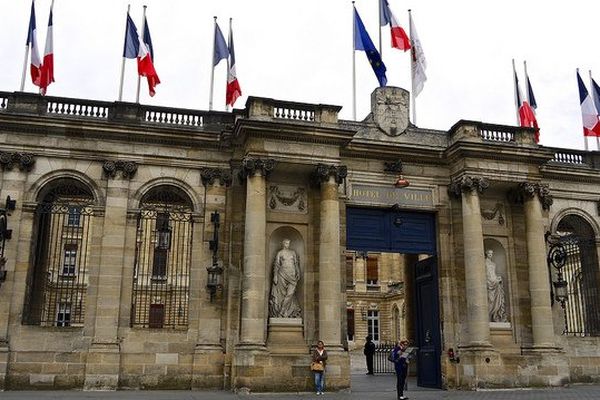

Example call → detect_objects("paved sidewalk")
2 374 600 400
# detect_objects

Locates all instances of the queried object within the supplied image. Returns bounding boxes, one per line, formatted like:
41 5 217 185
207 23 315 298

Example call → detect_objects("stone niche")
483 238 512 335
266 226 307 354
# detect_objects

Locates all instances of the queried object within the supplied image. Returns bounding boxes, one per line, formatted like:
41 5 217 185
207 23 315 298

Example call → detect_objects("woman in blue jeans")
392 339 409 400
312 340 328 395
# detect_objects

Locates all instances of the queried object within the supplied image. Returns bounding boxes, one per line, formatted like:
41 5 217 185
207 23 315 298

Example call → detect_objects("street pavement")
2 374 600 400
2 352 600 399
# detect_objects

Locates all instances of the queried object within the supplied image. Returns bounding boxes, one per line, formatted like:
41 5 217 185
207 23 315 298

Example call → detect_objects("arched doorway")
552 214 600 335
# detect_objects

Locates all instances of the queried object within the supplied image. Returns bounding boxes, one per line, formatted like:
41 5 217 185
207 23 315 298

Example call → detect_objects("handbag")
311 361 324 372
387 351 396 362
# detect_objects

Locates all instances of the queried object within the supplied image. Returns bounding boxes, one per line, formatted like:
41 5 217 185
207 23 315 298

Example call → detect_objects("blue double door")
346 207 442 389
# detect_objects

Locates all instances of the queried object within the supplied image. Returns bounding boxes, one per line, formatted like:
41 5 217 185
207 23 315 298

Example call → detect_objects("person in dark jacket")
312 340 328 395
392 339 410 400
363 335 376 375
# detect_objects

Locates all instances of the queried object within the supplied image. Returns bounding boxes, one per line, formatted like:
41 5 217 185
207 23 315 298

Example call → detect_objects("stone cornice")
312 164 348 185
448 175 489 198
201 167 233 187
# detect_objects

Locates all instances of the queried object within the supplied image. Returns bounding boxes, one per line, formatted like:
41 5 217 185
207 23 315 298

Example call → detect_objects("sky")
1 0 600 150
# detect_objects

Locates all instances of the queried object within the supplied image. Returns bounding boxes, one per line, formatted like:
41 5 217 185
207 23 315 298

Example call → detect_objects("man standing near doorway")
364 335 376 375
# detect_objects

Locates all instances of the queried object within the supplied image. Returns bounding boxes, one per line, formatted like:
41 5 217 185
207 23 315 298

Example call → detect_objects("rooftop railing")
0 91 233 131
246 96 341 124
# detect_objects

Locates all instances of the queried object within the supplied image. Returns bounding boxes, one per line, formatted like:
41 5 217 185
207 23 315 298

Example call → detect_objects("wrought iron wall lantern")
206 211 223 301
547 235 569 309
0 196 16 285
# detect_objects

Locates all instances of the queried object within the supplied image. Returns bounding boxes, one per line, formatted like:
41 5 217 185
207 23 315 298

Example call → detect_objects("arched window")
131 185 193 329
24 178 94 326
554 214 600 336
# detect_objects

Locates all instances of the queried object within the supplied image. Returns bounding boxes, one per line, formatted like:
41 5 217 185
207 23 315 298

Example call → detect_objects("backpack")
387 351 396 362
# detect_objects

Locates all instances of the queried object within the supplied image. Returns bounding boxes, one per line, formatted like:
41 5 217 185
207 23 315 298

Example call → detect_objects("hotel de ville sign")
349 184 434 208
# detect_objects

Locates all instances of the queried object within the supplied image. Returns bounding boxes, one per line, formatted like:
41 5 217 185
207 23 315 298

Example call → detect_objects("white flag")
409 12 427 97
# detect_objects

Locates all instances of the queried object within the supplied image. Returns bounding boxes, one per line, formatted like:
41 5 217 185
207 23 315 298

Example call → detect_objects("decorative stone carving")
448 176 489 198
102 160 138 179
201 168 232 187
268 185 307 213
481 203 505 225
508 182 554 210
372 87 410 137
239 157 276 180
0 152 36 172
312 164 347 185
383 160 403 174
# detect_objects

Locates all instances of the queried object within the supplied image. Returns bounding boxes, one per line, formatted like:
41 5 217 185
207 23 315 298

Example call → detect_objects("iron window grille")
23 180 93 327
131 186 193 329
550 215 600 336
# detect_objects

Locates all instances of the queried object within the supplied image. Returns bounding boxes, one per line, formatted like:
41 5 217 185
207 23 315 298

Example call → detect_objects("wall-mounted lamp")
547 238 569 309
206 211 223 301
0 196 16 285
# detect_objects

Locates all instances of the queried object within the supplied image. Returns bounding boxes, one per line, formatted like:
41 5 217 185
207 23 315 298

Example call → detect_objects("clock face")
373 89 409 137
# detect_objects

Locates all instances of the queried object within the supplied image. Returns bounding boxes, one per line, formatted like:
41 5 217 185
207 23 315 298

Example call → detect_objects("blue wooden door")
346 207 441 388
415 256 442 388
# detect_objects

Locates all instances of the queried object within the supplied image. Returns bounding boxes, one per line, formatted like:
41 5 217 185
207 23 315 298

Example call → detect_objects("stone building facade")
0 87 599 391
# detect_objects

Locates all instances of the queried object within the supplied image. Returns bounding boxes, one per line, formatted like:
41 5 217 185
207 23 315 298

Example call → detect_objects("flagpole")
378 0 383 57
352 2 356 121
135 5 147 104
589 70 600 150
409 9 416 125
578 68 589 151
512 59 520 125
225 18 232 112
209 16 218 111
118 4 131 102
523 60 529 102
20 0 35 92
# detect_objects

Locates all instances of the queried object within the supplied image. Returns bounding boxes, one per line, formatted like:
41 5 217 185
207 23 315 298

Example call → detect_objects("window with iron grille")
23 178 93 327
345 253 355 289
553 215 600 336
56 302 71 327
62 243 78 276
347 308 355 341
131 186 193 329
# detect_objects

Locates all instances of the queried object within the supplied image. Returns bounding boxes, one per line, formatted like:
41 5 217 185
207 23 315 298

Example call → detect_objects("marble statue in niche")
269 239 302 318
485 249 507 322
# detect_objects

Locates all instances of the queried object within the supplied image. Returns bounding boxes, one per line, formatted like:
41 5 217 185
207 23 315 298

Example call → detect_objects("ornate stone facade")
0 87 599 393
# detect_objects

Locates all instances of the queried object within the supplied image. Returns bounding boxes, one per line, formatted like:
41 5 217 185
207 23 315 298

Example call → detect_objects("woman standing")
392 339 410 400
312 340 328 395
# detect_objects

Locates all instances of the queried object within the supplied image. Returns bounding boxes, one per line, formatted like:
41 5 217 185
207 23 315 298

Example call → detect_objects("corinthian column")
313 164 347 348
239 157 275 346
520 182 555 349
449 176 491 348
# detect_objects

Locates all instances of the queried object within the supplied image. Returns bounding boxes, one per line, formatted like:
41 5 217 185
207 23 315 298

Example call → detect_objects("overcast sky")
1 0 599 150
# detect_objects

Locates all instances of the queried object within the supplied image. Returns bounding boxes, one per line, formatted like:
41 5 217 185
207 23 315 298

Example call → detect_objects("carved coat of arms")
372 87 410 137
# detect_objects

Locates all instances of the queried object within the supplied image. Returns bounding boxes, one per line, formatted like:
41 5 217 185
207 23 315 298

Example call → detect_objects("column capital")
240 157 276 180
448 175 489 198
509 182 553 210
102 160 138 179
0 151 36 172
201 167 232 187
312 164 347 185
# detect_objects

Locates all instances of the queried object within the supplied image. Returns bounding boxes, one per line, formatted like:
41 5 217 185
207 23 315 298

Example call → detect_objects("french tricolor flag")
39 1 54 95
379 0 411 51
26 0 42 88
513 62 538 141
577 70 600 137
226 20 241 107
123 12 160 96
